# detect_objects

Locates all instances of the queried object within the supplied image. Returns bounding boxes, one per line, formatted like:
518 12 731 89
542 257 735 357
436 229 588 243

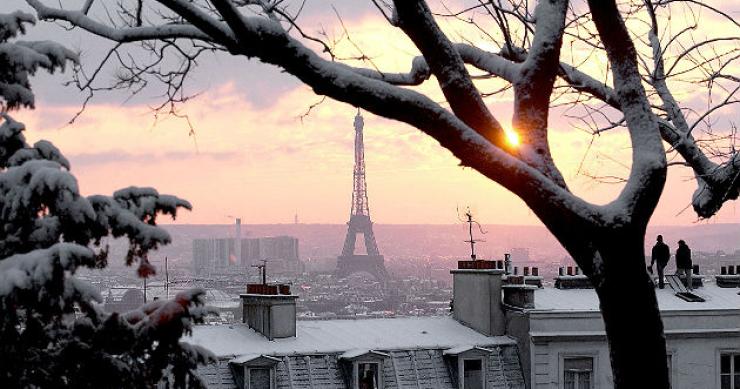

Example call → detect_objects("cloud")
66 150 241 167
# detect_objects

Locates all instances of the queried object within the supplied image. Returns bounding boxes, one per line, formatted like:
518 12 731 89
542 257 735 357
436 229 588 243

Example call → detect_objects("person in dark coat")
650 235 670 288
675 240 693 290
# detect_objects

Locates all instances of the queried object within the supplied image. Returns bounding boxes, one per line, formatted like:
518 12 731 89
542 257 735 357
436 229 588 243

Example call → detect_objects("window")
462 359 484 389
721 353 740 389
563 357 593 389
247 367 273 389
357 362 381 389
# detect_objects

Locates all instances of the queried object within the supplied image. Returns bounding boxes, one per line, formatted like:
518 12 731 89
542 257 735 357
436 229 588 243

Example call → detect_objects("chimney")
555 266 593 289
716 264 740 288
451 258 505 336
504 253 512 275
503 284 537 309
241 283 297 340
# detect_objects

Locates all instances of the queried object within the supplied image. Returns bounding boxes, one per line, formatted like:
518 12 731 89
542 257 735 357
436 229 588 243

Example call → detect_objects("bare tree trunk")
595 231 670 389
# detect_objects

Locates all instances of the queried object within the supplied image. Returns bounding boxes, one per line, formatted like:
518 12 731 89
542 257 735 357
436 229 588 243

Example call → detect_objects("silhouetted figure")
650 235 670 289
675 240 693 291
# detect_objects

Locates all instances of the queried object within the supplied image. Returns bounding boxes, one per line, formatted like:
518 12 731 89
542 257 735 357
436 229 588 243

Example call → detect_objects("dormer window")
444 345 492 389
246 367 274 389
462 358 484 389
357 362 381 389
229 354 280 389
340 349 389 389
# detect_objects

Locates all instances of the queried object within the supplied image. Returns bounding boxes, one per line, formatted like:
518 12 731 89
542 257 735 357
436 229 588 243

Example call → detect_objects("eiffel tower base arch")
335 254 388 281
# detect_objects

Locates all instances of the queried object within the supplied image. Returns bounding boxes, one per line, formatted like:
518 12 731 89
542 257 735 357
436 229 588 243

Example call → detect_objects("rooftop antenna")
458 206 487 260
252 260 268 285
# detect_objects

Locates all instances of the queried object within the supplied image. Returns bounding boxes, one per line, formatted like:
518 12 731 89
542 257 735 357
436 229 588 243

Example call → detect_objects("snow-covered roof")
186 316 516 357
533 283 740 312
228 354 281 365
339 349 390 360
442 345 493 355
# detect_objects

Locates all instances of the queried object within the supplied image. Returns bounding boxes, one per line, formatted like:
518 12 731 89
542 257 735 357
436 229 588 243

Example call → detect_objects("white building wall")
531 335 740 389
527 310 740 389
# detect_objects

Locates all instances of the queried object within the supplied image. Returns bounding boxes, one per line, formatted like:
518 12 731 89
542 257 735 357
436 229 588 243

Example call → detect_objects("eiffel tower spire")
350 111 370 217
335 111 388 280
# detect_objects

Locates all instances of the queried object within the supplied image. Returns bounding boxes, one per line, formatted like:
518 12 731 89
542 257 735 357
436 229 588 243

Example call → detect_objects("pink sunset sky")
10 0 740 225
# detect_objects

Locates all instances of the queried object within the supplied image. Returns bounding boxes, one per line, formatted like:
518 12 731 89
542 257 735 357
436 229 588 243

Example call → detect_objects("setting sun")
505 128 520 147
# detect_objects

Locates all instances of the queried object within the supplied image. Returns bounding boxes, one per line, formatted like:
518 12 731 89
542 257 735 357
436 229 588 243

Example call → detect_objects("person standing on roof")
650 235 670 289
675 240 694 291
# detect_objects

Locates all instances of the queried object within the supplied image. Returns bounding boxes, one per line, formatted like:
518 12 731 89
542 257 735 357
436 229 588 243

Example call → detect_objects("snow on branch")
587 0 666 218
0 114 190 272
0 12 77 110
393 0 506 146
0 10 210 386
0 243 96 298
510 0 568 185
23 0 616 227
27 1 215 44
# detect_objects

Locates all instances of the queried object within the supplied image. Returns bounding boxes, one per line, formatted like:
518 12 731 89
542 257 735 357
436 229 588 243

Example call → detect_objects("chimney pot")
567 266 573 276
532 267 539 276
730 266 736 275
513 266 519 275
523 267 530 276
558 267 564 276
721 266 727 275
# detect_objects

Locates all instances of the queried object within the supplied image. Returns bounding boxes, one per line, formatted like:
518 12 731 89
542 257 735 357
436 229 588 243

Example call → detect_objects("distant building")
193 238 234 274
193 236 301 275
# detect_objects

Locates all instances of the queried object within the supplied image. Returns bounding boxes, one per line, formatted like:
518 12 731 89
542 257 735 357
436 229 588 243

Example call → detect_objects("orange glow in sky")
14 8 740 227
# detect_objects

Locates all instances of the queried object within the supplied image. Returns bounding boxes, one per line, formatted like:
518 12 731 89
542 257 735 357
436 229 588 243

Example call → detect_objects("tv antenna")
252 260 268 285
458 206 487 260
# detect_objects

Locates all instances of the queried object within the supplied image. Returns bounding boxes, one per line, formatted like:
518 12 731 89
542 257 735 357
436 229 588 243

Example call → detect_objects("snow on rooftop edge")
533 283 740 312
186 316 516 358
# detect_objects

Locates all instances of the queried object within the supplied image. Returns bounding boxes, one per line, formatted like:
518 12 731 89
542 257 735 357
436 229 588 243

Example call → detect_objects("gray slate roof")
190 316 525 389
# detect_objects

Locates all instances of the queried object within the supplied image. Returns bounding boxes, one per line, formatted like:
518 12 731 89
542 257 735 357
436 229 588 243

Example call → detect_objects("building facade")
501 273 740 389
193 236 301 275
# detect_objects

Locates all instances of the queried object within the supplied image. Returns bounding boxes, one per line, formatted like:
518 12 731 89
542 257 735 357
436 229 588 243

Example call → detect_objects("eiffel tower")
334 111 389 281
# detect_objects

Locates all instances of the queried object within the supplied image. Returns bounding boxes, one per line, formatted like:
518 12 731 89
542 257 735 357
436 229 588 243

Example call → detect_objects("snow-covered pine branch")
0 12 212 388
0 11 77 110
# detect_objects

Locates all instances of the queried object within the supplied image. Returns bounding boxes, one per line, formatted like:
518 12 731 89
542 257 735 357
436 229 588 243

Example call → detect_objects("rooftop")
186 316 516 357
533 283 740 312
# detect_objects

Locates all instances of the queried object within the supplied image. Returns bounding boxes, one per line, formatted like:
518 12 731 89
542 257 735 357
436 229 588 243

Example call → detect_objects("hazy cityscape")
81 221 740 323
